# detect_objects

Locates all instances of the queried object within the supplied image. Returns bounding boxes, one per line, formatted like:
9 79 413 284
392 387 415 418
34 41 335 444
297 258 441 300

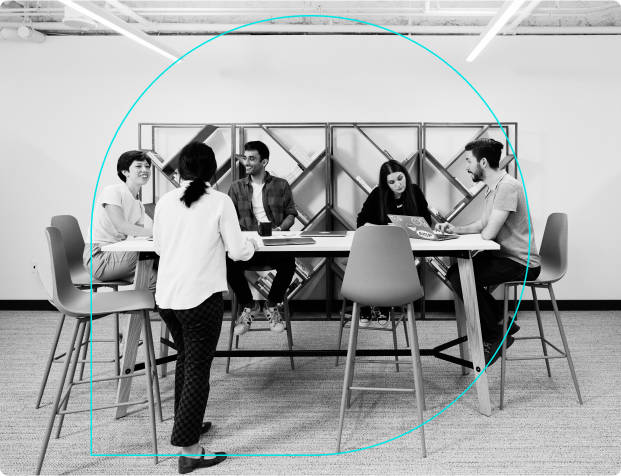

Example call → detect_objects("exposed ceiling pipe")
1 21 620 35
505 0 543 34
0 4 618 17
105 0 154 31
0 25 45 42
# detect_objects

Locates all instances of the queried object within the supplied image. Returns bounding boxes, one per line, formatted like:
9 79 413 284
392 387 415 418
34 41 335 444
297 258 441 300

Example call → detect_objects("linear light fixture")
466 0 528 62
57 0 180 62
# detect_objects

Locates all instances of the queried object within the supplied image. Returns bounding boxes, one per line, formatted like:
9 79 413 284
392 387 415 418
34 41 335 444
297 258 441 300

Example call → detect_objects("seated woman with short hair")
84 150 156 291
355 160 431 327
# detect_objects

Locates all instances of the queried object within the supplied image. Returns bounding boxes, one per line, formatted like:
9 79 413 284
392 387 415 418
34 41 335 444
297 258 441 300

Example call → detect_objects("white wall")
1 34 620 301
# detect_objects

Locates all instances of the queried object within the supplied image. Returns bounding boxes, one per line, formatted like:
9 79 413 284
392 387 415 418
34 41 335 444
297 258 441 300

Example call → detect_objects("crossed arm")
105 204 153 238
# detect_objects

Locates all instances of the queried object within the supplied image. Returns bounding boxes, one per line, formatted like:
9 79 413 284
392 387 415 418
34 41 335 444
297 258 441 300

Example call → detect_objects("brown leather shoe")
178 448 227 474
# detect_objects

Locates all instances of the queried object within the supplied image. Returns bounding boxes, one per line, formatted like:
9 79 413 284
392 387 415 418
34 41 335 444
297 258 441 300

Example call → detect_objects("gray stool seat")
36 216 130 410
336 226 427 457
500 213 582 409
35 227 161 475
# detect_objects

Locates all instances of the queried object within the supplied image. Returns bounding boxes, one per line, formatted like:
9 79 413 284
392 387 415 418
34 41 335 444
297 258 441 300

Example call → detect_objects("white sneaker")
359 308 372 328
376 308 390 327
264 306 285 333
234 302 260 336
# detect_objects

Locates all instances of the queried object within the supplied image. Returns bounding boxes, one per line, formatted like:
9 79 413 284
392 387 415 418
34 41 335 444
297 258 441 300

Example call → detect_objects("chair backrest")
50 215 87 282
45 227 88 317
537 213 568 283
341 226 424 307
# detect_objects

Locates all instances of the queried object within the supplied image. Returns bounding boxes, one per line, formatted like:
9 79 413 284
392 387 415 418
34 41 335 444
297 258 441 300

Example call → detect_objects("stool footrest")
513 336 565 356
57 399 148 415
349 386 415 393
354 359 412 365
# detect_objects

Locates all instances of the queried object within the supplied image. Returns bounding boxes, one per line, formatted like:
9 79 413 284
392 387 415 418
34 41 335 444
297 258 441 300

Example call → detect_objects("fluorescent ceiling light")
57 0 180 62
466 0 528 62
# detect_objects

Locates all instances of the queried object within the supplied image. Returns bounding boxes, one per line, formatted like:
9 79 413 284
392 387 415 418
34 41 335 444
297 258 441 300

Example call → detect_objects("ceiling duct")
0 25 45 42
62 5 97 31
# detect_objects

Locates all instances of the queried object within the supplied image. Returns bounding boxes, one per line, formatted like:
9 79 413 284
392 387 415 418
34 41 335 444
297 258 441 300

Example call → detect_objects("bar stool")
335 301 410 372
336 226 427 457
35 215 129 409
500 213 582 409
36 227 161 475
225 265 294 373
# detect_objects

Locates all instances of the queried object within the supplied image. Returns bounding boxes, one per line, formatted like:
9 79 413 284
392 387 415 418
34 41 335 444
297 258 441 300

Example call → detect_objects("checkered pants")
159 292 224 447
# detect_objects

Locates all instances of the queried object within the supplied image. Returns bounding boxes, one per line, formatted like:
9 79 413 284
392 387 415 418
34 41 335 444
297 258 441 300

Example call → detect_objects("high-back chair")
36 227 161 475
225 265 294 373
336 226 427 457
500 213 582 409
35 215 130 409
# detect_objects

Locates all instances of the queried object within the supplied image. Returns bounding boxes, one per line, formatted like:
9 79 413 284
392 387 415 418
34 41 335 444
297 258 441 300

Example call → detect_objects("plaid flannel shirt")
228 172 298 231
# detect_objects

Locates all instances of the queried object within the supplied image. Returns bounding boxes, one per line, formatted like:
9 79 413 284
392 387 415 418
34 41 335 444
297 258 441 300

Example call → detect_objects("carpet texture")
0 310 619 475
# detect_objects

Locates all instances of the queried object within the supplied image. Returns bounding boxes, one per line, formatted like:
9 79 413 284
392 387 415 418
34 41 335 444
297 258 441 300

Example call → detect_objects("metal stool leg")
226 295 238 374
335 299 347 367
35 319 82 475
532 287 552 377
159 320 169 378
77 320 91 381
283 297 295 371
405 303 427 457
390 308 400 372
401 307 410 348
36 313 66 409
144 319 163 422
346 303 361 409
140 311 159 465
336 301 361 452
549 285 583 404
500 285 510 410
54 319 87 439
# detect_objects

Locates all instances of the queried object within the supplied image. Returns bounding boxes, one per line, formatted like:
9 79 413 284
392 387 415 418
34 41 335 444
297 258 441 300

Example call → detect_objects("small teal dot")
90 14 533 459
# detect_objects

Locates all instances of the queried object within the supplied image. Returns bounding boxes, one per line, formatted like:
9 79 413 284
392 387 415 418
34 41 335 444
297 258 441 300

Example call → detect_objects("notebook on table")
299 230 347 237
262 237 317 246
387 215 459 241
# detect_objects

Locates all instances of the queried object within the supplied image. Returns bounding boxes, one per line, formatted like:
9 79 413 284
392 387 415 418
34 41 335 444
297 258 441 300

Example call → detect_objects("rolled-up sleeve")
282 182 297 218
221 196 255 261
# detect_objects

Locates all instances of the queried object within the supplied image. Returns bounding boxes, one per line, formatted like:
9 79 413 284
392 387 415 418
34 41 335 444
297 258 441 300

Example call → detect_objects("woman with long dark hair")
153 142 257 473
355 160 431 327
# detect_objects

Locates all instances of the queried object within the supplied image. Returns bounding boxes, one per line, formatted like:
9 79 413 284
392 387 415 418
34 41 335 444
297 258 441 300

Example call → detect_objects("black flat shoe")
178 448 227 474
200 422 212 435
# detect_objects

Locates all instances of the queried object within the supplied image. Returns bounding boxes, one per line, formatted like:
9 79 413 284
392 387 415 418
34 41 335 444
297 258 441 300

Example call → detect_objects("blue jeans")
446 251 540 343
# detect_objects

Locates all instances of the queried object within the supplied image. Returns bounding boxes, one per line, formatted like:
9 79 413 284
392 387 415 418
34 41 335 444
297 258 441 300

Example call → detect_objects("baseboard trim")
2 299 620 312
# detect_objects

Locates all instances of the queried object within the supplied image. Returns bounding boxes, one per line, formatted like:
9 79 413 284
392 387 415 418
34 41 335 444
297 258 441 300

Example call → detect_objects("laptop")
388 215 459 241
299 230 347 237
262 237 317 246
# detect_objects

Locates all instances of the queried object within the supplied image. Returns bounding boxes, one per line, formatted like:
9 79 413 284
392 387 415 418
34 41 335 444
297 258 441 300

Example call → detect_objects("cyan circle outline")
89 14 533 458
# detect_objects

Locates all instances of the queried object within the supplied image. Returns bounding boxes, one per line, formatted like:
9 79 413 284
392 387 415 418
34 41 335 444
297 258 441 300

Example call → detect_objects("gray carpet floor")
0 309 619 475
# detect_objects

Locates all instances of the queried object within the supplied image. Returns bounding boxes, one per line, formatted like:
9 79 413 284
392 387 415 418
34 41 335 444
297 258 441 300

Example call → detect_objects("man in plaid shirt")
227 141 298 335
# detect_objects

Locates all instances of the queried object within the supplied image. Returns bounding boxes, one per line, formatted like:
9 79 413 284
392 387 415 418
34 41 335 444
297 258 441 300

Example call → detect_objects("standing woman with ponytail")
355 160 431 327
153 142 256 473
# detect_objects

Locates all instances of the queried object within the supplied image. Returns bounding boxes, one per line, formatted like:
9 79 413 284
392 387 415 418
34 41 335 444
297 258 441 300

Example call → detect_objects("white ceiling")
1 1 621 35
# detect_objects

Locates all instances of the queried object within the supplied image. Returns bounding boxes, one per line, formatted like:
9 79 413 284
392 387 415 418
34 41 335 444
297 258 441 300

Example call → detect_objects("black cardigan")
356 184 432 228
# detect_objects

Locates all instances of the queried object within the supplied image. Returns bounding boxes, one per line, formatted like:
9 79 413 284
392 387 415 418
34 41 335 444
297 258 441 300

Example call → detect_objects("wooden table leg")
450 257 470 376
115 257 153 419
457 254 492 417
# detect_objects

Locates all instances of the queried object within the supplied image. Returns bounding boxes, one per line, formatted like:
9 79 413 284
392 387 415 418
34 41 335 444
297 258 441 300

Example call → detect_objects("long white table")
103 231 500 417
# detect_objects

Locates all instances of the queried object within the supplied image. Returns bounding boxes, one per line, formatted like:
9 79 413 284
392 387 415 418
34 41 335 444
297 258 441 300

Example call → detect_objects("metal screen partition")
328 122 423 319
138 121 518 320
138 122 331 306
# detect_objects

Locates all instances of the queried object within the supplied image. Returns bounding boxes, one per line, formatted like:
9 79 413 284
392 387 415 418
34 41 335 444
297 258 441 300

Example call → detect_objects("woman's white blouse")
153 183 255 310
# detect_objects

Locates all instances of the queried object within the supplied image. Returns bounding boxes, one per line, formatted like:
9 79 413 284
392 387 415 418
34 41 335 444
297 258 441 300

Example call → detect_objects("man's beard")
470 166 484 183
